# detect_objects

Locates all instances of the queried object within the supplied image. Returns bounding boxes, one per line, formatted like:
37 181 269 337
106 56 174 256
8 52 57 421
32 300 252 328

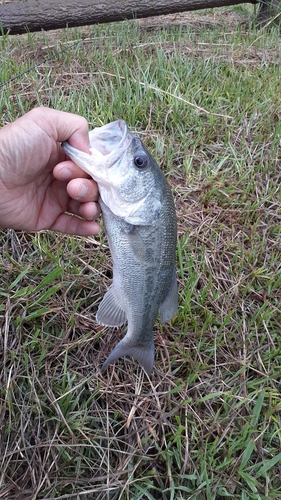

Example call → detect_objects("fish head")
62 120 164 225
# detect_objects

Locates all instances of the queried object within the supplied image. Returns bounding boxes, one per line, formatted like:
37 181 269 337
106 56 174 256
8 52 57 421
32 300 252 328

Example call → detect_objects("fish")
62 120 177 375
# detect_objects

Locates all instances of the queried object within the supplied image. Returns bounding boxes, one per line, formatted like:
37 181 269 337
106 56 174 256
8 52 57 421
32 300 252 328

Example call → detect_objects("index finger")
53 160 91 181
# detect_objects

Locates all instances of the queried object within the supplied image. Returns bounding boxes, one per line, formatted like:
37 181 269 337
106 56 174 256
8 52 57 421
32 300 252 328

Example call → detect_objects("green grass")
1 7 281 499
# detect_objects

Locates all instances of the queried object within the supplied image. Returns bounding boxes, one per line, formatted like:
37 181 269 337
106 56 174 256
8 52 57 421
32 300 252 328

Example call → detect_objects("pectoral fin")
101 336 154 376
159 269 178 323
96 285 127 327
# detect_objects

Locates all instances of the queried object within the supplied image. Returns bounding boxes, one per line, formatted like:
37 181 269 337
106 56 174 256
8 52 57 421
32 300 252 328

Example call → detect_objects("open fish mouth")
88 119 133 170
62 119 133 175
89 119 129 157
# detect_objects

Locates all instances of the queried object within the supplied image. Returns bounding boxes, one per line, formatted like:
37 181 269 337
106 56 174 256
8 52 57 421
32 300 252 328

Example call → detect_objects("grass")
0 6 281 499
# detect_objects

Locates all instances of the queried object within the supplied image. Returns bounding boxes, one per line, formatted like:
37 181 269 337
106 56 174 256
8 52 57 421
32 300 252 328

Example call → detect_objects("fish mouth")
88 119 133 169
62 119 132 179
89 119 129 156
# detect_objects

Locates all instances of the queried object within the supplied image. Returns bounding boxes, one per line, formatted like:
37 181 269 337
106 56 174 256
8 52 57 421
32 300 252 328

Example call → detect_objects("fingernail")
77 182 88 198
58 168 71 180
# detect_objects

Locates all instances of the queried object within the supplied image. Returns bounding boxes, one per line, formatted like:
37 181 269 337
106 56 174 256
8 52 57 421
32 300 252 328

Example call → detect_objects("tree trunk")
0 0 257 35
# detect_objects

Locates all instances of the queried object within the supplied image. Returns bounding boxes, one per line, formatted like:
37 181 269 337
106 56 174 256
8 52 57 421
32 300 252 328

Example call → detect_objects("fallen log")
0 0 257 35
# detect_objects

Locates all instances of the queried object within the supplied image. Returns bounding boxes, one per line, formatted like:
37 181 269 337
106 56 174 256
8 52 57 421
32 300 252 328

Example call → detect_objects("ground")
0 6 281 500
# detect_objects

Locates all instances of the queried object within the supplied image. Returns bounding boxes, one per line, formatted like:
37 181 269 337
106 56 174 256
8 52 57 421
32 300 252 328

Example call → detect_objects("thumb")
28 107 91 153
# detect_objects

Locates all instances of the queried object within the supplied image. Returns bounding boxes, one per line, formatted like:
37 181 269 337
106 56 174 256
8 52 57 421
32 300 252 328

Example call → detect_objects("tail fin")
100 336 154 376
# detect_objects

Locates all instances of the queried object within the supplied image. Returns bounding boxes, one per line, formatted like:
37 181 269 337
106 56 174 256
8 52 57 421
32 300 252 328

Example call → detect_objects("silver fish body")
62 120 177 375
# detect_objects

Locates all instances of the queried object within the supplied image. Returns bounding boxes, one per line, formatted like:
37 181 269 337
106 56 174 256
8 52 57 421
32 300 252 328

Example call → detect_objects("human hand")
0 107 101 235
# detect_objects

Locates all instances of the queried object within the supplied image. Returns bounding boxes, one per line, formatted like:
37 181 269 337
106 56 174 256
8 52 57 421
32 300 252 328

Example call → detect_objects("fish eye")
134 154 148 169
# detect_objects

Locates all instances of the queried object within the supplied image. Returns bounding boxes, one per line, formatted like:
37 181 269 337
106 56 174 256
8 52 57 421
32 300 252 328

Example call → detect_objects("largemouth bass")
62 120 177 375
